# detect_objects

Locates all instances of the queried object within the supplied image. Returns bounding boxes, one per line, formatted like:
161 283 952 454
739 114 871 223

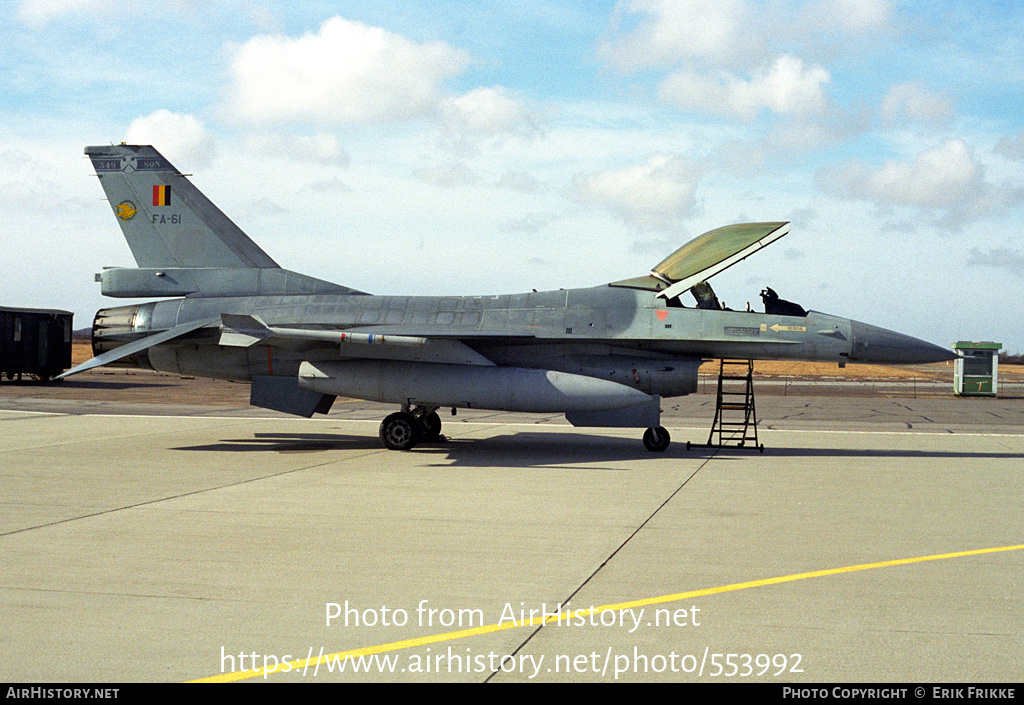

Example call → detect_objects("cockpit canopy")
611 222 790 295
611 221 807 316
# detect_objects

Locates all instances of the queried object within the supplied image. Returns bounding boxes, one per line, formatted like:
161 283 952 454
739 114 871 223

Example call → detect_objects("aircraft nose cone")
850 321 957 364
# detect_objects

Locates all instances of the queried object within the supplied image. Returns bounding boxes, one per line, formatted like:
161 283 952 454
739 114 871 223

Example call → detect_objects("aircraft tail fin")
86 144 278 270
86 144 364 298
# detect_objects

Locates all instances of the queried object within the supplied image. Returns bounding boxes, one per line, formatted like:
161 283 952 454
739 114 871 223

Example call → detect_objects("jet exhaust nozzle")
91 303 158 369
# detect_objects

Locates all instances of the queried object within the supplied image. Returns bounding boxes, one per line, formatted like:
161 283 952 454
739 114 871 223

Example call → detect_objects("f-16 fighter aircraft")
60 145 955 451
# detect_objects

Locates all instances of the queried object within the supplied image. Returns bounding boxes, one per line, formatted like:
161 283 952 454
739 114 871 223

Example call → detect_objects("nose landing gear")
642 426 671 452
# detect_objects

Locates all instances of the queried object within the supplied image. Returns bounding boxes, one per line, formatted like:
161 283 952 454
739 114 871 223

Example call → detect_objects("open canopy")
611 222 790 299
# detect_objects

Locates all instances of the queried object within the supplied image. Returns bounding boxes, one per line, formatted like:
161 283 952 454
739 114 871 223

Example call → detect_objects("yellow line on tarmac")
192 543 1024 683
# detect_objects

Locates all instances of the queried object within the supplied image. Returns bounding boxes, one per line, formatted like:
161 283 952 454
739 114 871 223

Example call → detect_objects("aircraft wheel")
417 411 443 443
642 426 671 452
379 412 419 451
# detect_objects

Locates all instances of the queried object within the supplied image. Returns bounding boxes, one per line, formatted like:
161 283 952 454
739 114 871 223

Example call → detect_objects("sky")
2 0 1023 352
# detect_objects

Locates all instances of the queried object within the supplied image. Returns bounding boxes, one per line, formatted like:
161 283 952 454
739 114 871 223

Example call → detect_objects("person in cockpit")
760 287 807 317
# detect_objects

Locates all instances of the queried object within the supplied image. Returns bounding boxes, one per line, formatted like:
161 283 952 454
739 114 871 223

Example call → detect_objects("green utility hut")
952 341 1002 397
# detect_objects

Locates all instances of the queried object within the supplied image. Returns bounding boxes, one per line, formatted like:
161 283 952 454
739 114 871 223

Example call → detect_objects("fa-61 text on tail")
61 144 955 451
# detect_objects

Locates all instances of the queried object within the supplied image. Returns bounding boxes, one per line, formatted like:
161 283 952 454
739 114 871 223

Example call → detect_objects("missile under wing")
62 144 955 452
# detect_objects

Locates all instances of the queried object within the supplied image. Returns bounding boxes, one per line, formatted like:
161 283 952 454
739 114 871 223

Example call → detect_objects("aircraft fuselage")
94 283 946 391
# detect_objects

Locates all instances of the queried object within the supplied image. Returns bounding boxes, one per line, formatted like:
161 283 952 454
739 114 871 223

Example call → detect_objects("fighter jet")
60 144 954 451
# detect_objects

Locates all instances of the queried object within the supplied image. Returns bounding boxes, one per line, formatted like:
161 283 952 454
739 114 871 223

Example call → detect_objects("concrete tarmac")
1 372 1022 682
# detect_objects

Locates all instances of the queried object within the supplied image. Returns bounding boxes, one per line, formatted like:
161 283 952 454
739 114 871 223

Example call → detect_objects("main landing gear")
379 406 444 451
378 407 671 452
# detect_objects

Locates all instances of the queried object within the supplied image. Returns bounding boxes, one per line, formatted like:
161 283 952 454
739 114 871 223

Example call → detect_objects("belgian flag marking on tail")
152 184 172 206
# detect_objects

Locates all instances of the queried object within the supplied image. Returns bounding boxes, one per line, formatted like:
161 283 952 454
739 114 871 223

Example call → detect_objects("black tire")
417 411 442 443
379 412 419 451
642 426 671 452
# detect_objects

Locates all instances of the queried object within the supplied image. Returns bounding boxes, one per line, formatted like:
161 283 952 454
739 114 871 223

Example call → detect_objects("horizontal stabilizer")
56 316 218 379
98 267 360 298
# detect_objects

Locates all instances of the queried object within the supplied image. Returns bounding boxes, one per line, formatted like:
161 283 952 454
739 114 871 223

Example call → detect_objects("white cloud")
967 247 1024 277
995 131 1024 161
599 0 751 70
440 87 543 151
412 159 479 188
659 55 831 120
242 198 287 218
834 139 980 209
572 154 701 231
297 178 351 195
223 16 470 125
16 0 111 28
880 82 953 127
496 170 543 193
600 0 896 73
818 139 1024 230
122 110 215 167
246 132 350 166
502 214 550 235
17 0 217 28
801 0 894 34
0 149 92 213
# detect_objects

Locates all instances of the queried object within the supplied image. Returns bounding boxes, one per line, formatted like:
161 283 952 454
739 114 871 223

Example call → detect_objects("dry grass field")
72 340 92 365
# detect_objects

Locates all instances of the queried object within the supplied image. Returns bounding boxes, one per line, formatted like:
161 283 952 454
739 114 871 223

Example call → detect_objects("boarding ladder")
704 359 763 452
